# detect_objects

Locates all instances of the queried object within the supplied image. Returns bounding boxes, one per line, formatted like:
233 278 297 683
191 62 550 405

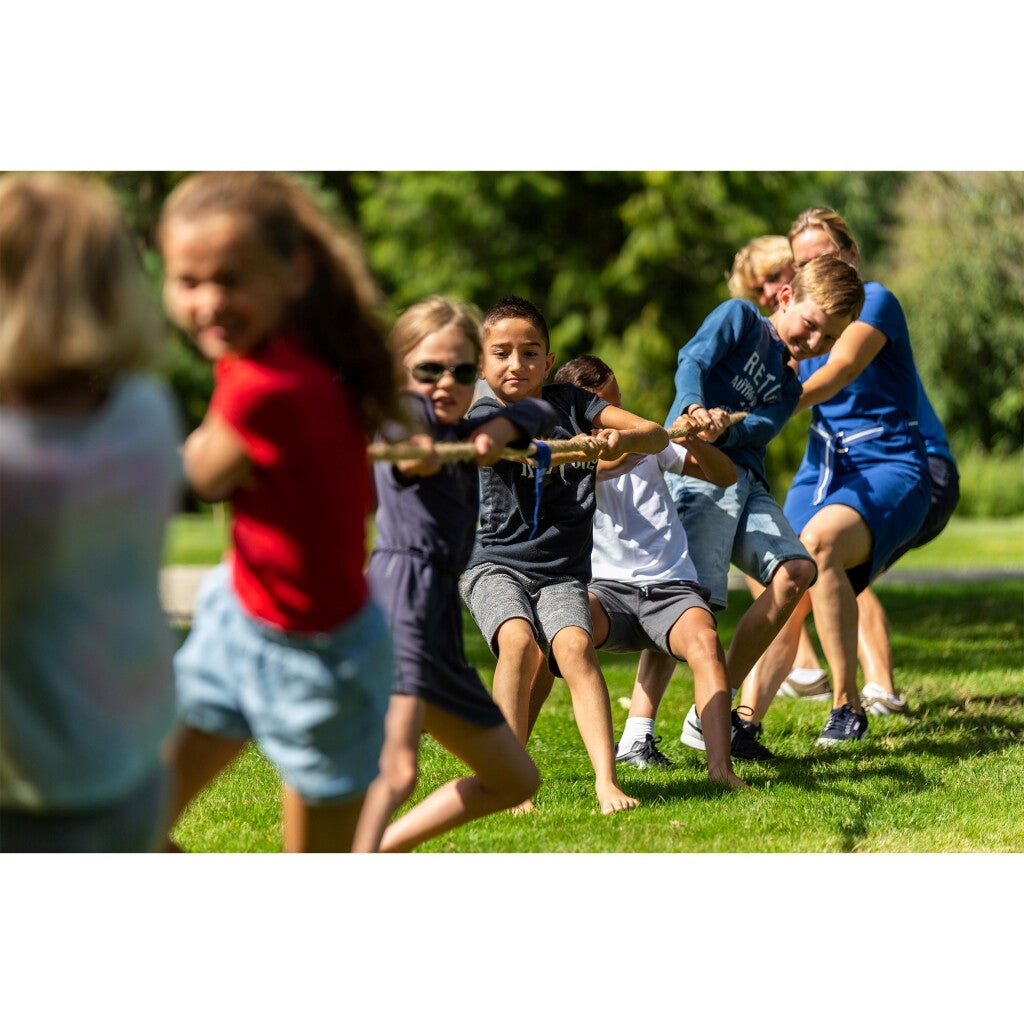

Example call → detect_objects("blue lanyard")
528 441 552 540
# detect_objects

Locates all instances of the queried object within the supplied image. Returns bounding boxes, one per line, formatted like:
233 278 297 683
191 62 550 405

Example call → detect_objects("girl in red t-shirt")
160 172 401 852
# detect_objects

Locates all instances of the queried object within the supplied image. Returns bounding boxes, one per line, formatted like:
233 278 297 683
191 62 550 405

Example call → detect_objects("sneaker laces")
643 735 672 765
731 705 761 737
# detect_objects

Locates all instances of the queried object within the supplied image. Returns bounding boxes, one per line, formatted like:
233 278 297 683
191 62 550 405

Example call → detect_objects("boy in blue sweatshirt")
663 255 864 760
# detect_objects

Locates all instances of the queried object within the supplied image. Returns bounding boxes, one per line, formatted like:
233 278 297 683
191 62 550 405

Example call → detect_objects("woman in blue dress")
743 207 932 747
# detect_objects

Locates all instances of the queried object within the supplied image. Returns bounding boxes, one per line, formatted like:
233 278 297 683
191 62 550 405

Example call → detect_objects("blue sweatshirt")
664 298 802 487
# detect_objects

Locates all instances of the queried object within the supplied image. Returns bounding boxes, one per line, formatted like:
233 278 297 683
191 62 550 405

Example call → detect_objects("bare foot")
709 768 749 790
598 782 639 815
510 798 536 816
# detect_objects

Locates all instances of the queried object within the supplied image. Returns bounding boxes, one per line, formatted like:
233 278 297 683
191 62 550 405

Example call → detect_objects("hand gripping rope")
366 411 748 465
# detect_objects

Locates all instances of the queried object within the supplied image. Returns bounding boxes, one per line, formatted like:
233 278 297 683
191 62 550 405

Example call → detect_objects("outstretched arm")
673 433 738 487
591 404 669 459
182 413 253 502
796 321 887 412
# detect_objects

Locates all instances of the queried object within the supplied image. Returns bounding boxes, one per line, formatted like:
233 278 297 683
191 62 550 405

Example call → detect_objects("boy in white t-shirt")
553 356 749 789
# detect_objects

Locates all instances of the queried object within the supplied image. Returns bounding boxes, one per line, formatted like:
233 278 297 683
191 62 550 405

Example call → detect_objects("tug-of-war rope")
368 411 748 464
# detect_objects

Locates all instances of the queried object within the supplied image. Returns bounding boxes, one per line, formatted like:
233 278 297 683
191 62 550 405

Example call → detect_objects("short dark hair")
553 354 614 390
481 295 550 350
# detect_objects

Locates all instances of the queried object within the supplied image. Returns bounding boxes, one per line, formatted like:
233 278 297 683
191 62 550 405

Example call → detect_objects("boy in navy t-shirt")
459 296 668 815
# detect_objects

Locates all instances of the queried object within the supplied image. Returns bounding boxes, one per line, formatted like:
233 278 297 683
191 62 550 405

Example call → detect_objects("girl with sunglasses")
354 296 554 852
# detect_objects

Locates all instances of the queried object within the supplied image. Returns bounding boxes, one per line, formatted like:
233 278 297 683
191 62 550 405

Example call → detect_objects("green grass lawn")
164 512 1024 570
171 577 1024 853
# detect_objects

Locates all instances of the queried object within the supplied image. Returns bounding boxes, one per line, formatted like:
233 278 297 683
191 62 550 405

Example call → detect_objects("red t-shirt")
211 332 371 633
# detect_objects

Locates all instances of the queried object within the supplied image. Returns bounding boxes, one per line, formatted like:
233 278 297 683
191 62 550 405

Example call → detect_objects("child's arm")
673 435 738 487
590 405 669 459
182 412 253 502
795 322 887 412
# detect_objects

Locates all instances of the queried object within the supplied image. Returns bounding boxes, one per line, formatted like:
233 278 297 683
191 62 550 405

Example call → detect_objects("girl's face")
162 212 308 360
404 323 480 424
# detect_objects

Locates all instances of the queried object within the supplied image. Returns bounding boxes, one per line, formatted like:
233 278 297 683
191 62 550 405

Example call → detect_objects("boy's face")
590 374 622 408
772 286 851 361
481 317 555 402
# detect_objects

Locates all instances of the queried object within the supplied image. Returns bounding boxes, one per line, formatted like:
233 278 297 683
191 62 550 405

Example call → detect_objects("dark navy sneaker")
729 709 776 761
680 704 776 761
816 703 869 746
616 734 674 769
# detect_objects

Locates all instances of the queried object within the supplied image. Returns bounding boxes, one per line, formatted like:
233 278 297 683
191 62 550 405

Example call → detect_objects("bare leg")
742 575 823 693
740 592 813 723
549 626 638 814
667 609 745 789
378 708 540 852
351 695 424 852
728 558 817 722
794 623 825 673
800 506 874 711
627 649 677 720
526 662 555 739
489 617 544 744
282 788 366 852
857 587 896 694
162 726 248 850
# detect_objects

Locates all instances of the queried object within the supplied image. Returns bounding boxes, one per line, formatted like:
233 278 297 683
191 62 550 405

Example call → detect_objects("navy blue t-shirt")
372 392 555 572
465 382 609 584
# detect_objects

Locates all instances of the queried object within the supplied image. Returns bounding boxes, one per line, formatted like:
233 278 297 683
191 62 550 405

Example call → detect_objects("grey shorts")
589 578 715 657
459 562 592 678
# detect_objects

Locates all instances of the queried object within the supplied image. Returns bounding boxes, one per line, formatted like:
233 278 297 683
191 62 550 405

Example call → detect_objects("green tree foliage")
881 171 1024 453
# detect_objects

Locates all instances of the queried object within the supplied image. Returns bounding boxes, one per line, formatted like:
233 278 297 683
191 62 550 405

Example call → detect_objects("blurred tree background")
98 170 1024 512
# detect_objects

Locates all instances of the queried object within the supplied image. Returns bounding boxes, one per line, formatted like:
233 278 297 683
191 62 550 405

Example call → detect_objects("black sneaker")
816 703 869 746
680 704 775 761
616 734 674 769
729 708 776 761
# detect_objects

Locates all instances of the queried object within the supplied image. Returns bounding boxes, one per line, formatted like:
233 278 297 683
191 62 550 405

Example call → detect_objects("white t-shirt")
590 443 699 584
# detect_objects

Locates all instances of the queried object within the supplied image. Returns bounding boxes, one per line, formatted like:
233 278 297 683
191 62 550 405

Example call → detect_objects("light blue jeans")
668 468 815 610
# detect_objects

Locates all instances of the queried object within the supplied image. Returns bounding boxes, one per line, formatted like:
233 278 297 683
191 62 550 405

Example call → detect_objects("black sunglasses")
409 361 478 386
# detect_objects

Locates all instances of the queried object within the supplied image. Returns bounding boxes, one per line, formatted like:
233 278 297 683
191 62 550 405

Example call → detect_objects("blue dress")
369 393 554 726
783 281 932 592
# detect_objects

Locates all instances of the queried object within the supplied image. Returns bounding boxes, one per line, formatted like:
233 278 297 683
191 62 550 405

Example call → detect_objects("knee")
687 626 724 668
379 749 419 806
496 621 542 666
551 625 593 662
505 757 541 808
773 558 816 601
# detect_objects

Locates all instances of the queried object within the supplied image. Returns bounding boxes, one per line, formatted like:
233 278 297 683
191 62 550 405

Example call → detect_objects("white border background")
3 2 1020 1018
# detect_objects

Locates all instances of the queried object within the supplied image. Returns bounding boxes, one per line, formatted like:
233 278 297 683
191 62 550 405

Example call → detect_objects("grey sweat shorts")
588 578 715 658
458 562 592 678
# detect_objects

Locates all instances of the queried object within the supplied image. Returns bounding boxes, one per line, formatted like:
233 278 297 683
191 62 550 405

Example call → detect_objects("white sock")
787 667 826 684
618 716 655 754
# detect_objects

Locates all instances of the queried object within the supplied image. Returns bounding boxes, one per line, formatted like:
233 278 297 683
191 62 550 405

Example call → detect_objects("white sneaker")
861 681 910 716
679 704 705 750
778 668 832 700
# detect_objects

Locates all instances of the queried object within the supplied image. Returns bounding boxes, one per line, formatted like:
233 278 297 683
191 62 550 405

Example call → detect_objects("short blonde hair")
389 295 482 367
788 206 860 266
790 254 865 320
0 173 162 400
727 235 793 300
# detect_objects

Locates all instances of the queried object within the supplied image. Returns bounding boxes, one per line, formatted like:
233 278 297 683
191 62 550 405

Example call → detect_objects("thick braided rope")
367 411 748 463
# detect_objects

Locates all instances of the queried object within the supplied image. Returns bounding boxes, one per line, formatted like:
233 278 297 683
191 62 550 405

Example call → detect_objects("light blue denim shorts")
174 563 393 804
671 468 816 610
